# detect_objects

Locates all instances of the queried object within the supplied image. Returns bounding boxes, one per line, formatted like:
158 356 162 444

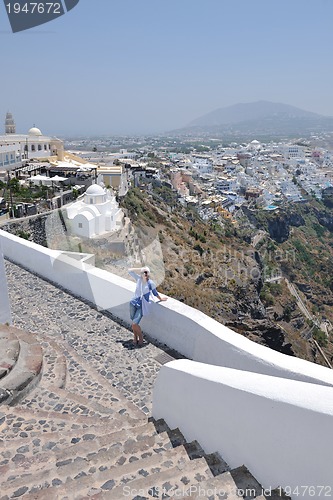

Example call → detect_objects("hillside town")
1 113 333 228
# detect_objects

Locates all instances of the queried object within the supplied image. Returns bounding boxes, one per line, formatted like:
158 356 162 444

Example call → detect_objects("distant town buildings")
2 111 333 226
164 136 333 222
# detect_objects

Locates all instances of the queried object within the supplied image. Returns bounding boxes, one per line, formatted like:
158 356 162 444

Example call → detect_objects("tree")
9 177 20 194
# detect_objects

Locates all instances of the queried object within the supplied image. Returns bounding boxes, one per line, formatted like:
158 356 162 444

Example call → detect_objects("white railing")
1 229 333 387
0 237 12 324
1 227 333 497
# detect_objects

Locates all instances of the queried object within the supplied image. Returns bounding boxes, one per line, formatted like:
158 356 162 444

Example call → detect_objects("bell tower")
5 112 16 134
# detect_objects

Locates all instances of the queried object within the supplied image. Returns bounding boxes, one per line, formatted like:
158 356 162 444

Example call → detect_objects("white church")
66 184 124 238
0 112 64 171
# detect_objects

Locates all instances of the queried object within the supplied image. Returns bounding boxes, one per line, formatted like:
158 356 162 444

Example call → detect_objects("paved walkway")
1 261 287 499
5 260 175 415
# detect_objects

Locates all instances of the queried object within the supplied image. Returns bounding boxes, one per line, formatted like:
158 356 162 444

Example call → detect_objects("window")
31 145 36 151
78 223 82 228
38 145 42 151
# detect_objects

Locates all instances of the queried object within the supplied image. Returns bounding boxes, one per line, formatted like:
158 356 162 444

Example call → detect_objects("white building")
66 184 124 239
0 142 21 170
215 176 238 193
277 144 305 160
191 155 213 174
0 125 64 171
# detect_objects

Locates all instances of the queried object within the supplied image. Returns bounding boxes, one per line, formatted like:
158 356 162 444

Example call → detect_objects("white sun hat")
141 266 150 273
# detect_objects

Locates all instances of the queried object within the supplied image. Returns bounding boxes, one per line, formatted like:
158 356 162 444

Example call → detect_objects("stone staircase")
0 325 43 406
0 324 289 500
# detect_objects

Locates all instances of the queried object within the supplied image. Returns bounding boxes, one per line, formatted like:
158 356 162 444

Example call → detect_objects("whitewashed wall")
2 228 333 497
0 238 12 324
1 229 333 388
153 360 333 499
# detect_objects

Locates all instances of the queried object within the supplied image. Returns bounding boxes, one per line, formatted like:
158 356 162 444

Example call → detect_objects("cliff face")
267 217 290 243
316 210 333 232
266 212 305 243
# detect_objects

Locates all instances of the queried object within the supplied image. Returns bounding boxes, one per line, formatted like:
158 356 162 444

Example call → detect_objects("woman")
128 266 167 346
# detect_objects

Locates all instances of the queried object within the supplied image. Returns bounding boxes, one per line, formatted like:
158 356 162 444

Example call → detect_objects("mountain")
188 101 322 127
176 101 333 137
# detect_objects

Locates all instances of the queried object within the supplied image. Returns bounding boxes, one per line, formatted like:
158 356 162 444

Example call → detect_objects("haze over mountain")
188 101 322 127
176 101 333 137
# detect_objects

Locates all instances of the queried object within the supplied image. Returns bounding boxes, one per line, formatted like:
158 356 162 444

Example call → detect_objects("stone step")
173 471 241 499
230 465 264 499
0 327 20 381
149 419 230 476
35 337 67 390
93 456 214 500
2 429 172 496
60 343 147 419
32 333 145 421
0 327 43 406
0 413 146 457
0 405 145 445
19 385 120 419
0 421 161 484
24 442 190 499
149 418 188 448
183 440 230 476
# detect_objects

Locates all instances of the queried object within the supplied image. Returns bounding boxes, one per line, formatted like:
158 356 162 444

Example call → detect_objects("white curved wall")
0 238 12 325
153 360 333 499
1 229 333 388
2 228 333 497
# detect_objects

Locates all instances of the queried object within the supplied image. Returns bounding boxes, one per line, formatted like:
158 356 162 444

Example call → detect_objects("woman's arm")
128 268 141 280
128 267 143 273
150 285 168 302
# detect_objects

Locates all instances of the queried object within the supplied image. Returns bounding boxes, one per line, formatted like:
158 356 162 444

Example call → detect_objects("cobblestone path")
5 260 168 415
0 261 283 499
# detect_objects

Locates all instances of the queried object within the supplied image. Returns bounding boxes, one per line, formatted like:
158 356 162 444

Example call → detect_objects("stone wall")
1 214 48 247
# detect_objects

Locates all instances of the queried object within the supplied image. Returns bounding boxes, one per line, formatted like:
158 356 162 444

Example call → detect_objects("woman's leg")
130 303 143 345
132 323 143 345
132 323 138 343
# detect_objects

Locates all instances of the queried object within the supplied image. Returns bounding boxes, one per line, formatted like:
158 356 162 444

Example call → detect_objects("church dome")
85 184 105 196
28 127 43 136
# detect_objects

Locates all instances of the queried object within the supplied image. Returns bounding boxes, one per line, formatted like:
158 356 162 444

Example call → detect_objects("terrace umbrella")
30 175 52 186
51 175 67 182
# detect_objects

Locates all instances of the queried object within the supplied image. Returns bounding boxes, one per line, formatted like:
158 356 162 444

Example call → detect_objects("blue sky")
1 0 333 135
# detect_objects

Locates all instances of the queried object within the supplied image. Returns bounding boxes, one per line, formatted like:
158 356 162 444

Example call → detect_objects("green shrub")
312 327 328 347
260 289 274 306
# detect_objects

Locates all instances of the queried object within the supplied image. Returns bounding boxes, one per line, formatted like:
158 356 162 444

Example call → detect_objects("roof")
85 184 105 196
28 127 42 136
